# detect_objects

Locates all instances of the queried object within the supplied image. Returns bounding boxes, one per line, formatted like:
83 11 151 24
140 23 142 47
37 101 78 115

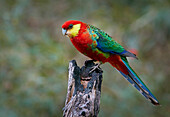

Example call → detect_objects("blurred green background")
0 0 170 117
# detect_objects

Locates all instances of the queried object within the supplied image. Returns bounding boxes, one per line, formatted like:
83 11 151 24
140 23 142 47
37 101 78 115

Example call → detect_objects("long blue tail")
119 57 159 105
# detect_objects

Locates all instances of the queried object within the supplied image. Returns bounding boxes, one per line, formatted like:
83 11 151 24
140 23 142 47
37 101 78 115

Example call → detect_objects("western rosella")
62 20 159 105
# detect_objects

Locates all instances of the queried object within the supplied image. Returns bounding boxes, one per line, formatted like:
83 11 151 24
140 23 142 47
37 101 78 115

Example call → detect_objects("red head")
62 20 86 38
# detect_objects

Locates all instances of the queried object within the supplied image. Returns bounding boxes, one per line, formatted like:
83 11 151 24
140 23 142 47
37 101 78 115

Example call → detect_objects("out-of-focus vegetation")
0 0 169 117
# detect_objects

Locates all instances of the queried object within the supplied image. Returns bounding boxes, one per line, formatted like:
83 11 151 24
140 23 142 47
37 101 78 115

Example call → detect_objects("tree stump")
63 60 103 117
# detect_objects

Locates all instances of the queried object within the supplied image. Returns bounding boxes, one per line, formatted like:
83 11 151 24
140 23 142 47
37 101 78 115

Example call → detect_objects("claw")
89 63 102 73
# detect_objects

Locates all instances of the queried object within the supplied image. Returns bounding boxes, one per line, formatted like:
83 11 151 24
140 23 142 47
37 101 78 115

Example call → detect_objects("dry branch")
63 60 103 117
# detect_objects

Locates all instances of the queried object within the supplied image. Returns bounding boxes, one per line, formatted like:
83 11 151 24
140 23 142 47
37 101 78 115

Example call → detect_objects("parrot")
62 20 159 105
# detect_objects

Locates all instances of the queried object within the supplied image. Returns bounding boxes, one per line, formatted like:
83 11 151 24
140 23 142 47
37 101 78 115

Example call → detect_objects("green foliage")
0 0 169 117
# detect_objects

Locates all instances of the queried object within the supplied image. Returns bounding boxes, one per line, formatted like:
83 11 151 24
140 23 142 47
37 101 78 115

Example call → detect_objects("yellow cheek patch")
68 24 81 37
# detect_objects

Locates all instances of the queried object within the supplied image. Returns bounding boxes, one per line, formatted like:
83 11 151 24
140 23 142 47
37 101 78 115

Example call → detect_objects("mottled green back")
87 24 125 54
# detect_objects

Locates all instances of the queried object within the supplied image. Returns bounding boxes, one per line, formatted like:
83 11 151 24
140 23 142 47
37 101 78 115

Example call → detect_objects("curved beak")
62 28 67 35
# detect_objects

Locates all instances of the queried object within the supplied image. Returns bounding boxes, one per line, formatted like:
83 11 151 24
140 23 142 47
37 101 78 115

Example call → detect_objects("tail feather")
119 57 159 105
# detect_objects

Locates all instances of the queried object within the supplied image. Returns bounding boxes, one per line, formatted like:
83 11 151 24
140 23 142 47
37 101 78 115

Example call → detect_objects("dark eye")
68 24 73 29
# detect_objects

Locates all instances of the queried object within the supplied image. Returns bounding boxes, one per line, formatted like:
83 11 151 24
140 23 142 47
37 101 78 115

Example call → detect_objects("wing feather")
88 24 137 59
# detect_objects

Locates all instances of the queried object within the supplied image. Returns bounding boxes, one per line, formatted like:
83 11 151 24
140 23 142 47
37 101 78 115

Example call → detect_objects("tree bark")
63 60 103 117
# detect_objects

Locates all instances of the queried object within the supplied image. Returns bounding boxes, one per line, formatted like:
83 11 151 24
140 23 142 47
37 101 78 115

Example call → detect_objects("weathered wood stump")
63 60 103 117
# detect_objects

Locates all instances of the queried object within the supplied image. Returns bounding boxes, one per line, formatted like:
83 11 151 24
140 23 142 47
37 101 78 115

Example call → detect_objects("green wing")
88 24 137 59
88 24 125 54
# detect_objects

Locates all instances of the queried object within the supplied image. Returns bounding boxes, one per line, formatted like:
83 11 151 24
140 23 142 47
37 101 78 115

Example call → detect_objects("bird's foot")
89 62 102 73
